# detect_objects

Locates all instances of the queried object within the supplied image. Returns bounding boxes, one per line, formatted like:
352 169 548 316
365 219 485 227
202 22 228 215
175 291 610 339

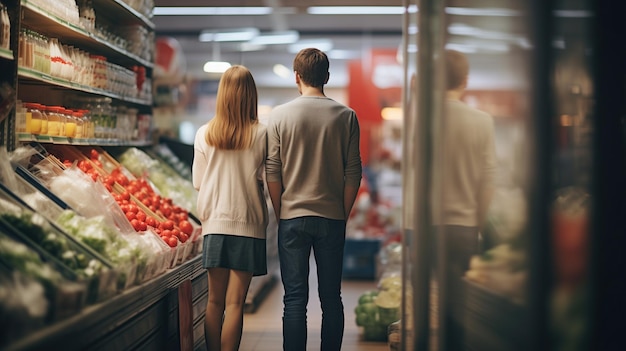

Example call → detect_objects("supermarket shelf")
463 278 529 351
21 1 153 68
18 67 152 106
93 0 155 30
5 255 204 351
0 47 13 60
18 133 152 147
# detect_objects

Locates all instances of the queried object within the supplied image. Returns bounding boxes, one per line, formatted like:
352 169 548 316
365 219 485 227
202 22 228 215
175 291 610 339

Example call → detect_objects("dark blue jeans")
278 216 346 351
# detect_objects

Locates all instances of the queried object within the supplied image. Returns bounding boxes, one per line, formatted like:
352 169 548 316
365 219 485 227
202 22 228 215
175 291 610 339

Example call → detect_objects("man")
266 48 362 351
433 49 497 351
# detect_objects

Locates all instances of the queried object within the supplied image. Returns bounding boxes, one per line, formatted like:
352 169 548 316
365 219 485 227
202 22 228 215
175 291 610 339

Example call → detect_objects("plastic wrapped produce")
118 147 197 214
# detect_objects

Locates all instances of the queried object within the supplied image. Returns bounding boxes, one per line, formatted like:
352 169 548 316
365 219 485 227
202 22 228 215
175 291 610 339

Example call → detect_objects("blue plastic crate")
342 238 381 280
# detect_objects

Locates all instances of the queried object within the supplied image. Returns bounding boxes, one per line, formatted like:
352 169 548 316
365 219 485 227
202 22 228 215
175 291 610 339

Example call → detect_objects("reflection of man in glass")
433 49 496 351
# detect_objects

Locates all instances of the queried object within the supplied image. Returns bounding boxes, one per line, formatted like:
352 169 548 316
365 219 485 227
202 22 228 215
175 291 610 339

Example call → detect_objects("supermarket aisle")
240 268 389 351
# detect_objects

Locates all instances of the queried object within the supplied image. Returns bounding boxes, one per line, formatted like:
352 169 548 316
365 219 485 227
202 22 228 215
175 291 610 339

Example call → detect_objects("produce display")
354 275 402 341
27 145 201 266
1 212 105 278
0 142 203 335
0 231 78 347
117 147 198 214
0 183 119 300
465 243 527 303
56 210 157 288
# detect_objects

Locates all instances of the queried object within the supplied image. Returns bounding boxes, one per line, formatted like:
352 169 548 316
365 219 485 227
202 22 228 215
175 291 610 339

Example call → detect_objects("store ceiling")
152 0 403 87
152 0 591 89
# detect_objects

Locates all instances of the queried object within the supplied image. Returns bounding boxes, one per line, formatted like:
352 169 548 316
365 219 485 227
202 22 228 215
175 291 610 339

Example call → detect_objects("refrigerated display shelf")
463 278 529 351
18 67 152 106
0 47 13 60
92 0 155 30
17 132 152 147
21 1 153 68
4 255 205 351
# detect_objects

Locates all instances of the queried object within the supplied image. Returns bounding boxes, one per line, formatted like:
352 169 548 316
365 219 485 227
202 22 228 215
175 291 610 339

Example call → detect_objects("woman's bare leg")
205 268 229 351
221 269 253 351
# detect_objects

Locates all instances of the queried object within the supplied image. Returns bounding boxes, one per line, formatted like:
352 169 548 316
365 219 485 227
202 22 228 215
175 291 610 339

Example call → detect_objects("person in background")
432 49 497 351
266 48 363 351
192 65 268 351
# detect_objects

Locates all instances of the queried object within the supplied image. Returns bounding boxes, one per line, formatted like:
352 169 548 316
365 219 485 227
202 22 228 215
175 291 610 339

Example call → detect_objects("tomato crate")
342 238 381 280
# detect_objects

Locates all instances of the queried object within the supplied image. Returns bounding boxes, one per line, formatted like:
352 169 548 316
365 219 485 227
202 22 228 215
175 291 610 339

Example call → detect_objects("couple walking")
192 48 363 351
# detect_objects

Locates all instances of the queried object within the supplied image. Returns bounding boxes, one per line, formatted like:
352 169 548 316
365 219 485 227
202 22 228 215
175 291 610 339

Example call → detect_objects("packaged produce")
117 147 197 214
0 184 117 304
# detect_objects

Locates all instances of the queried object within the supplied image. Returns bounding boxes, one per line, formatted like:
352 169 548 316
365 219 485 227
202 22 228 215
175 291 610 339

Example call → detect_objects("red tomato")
138 221 147 232
179 220 193 235
125 212 136 221
128 204 139 214
149 194 158 203
160 204 171 217
136 211 147 222
167 236 178 247
130 219 140 231
141 198 152 207
90 149 99 160
126 184 139 194
162 220 175 230
121 191 130 201
146 216 157 228
179 233 189 243
161 229 172 238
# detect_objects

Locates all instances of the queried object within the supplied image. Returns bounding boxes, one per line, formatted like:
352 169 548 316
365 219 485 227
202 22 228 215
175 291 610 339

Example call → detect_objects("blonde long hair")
205 65 259 150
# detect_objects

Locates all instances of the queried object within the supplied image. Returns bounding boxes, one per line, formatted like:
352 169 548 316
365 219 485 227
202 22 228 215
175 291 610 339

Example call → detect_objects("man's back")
432 99 496 227
266 96 362 221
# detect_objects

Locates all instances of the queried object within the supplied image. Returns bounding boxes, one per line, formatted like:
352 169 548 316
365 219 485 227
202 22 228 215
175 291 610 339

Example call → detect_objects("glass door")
400 0 606 350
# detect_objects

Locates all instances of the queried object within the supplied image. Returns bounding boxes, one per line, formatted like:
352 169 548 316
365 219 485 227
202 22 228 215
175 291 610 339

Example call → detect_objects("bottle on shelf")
0 3 10 50
73 110 84 139
23 103 43 135
15 101 27 134
46 105 66 136
64 108 76 138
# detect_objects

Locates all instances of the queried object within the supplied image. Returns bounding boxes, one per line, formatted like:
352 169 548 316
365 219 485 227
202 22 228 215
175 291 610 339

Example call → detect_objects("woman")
192 65 268 351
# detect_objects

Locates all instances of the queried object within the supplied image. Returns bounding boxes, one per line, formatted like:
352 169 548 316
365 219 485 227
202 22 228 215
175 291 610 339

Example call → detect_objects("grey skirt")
201 234 267 276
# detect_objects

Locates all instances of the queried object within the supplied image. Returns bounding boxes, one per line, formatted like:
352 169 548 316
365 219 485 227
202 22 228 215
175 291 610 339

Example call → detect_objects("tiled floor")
240 269 389 351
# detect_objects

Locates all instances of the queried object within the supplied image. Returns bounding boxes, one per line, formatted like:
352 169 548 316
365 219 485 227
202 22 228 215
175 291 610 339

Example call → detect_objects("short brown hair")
293 48 329 88
445 49 469 90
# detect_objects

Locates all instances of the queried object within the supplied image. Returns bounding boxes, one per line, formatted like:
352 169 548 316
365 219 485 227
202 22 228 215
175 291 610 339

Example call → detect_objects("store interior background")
0 0 613 349
150 0 538 217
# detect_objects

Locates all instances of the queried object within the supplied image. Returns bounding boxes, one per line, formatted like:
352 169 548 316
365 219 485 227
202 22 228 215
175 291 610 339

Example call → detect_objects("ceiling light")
553 10 593 18
448 23 521 41
445 43 478 53
273 64 291 78
250 31 299 45
381 107 403 121
154 7 272 16
445 7 521 16
238 43 267 52
288 39 333 53
199 28 259 42
203 61 231 73
307 6 404 15
327 50 359 60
